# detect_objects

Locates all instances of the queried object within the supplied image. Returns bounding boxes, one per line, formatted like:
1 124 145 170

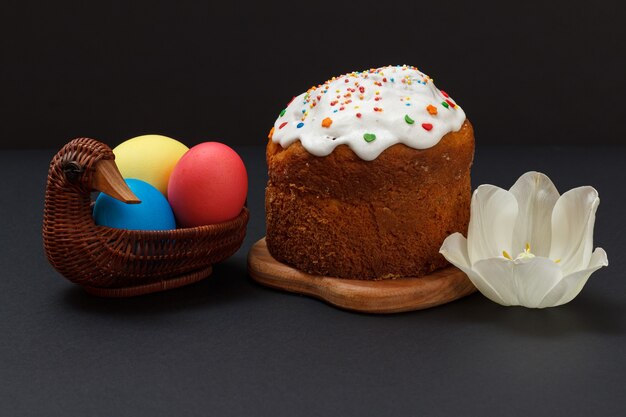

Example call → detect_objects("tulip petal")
440 233 506 305
467 185 518 264
538 248 608 308
549 186 600 276
472 256 563 307
509 172 560 257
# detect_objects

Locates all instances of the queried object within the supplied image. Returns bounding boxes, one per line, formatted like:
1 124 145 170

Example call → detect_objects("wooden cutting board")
247 238 477 314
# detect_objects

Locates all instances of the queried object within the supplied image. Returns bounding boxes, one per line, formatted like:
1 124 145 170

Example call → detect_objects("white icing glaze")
270 65 466 161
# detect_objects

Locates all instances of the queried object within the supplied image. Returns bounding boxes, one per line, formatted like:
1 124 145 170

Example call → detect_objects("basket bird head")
48 137 140 203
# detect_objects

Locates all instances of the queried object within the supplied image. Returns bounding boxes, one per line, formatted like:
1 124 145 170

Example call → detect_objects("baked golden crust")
265 119 475 280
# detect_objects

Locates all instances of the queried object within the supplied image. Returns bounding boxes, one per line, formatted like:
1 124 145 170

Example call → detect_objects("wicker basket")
43 138 249 297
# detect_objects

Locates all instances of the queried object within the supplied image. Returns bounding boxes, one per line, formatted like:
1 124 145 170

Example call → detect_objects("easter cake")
266 65 474 280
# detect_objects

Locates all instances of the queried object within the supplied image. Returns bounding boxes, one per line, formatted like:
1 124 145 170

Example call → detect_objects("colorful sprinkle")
272 66 461 153
363 133 376 142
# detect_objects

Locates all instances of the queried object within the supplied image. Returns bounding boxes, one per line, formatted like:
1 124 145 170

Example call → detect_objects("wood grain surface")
247 238 477 314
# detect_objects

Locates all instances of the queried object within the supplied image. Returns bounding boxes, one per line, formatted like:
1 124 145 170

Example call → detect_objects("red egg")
168 142 247 227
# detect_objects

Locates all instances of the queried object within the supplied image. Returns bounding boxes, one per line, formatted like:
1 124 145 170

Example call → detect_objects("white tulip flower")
440 171 608 308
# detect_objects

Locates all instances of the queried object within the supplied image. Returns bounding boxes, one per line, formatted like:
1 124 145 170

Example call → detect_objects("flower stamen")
503 244 536 262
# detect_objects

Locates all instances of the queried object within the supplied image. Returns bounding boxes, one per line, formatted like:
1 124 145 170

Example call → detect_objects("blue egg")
93 178 176 230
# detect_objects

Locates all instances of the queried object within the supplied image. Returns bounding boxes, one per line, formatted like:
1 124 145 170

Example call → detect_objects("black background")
1 0 625 149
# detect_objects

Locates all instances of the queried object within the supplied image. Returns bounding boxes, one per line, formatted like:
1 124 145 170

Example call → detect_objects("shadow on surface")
59 256 259 317
443 290 626 337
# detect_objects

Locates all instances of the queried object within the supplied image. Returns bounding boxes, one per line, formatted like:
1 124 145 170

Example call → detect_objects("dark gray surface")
1 145 624 417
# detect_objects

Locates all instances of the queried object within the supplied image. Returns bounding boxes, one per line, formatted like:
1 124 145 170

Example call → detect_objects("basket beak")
92 159 141 204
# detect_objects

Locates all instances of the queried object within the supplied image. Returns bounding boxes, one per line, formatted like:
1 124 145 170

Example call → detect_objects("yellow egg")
113 135 189 195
